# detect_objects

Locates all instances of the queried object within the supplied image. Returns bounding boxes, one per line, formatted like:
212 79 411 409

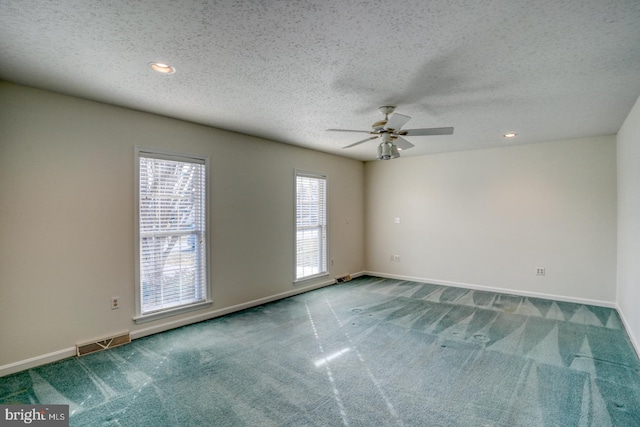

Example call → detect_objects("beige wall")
617 93 640 354
0 82 365 370
364 136 617 304
0 80 630 374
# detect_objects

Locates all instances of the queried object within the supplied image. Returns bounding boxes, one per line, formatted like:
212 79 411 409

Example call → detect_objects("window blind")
295 172 327 280
138 154 207 315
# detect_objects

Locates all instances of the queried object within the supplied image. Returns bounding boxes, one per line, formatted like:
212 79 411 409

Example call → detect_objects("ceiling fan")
327 106 454 160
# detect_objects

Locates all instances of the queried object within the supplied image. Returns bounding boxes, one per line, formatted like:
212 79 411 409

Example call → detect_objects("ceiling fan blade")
385 113 411 131
327 128 371 133
394 137 415 150
399 127 454 136
343 135 379 149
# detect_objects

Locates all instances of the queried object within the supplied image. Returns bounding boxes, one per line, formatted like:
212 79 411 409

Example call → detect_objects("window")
295 171 327 282
135 148 210 323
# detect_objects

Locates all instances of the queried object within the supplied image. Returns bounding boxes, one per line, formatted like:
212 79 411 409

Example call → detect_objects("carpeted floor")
1 276 639 426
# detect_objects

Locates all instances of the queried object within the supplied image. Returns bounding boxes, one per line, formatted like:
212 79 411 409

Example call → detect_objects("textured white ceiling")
1 0 639 160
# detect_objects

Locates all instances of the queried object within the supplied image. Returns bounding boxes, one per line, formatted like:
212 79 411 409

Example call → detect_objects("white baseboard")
0 347 77 377
364 272 639 359
1 277 340 377
363 271 617 308
615 304 640 360
3 271 626 377
132 277 338 340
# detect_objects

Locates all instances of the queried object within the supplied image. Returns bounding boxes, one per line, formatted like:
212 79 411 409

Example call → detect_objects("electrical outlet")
111 296 120 310
394 255 401 262
536 268 546 276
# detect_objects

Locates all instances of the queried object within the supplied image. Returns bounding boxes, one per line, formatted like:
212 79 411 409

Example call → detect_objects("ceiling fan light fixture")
391 144 400 159
377 142 400 160
149 62 176 74
377 143 388 160
503 132 518 138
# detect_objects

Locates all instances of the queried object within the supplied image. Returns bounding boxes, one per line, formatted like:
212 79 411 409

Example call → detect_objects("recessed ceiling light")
503 132 518 138
149 62 176 74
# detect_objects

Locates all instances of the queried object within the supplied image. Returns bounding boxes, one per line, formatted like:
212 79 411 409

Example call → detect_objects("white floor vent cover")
77 332 131 357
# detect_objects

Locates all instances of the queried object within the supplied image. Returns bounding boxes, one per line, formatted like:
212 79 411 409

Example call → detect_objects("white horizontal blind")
138 154 207 315
296 172 327 280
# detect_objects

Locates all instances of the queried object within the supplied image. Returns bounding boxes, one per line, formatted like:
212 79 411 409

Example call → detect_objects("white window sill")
133 300 213 324
293 272 330 286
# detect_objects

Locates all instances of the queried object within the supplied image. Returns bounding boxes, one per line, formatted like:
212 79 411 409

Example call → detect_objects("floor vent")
77 332 131 357
336 274 352 283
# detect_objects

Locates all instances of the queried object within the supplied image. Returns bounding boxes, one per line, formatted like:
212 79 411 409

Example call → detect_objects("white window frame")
134 146 212 324
294 170 328 283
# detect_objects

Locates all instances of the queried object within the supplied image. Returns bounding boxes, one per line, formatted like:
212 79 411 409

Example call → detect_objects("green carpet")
2 276 639 426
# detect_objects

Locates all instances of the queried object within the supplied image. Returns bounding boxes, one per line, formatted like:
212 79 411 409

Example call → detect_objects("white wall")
0 82 365 372
617 93 640 354
365 136 617 304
